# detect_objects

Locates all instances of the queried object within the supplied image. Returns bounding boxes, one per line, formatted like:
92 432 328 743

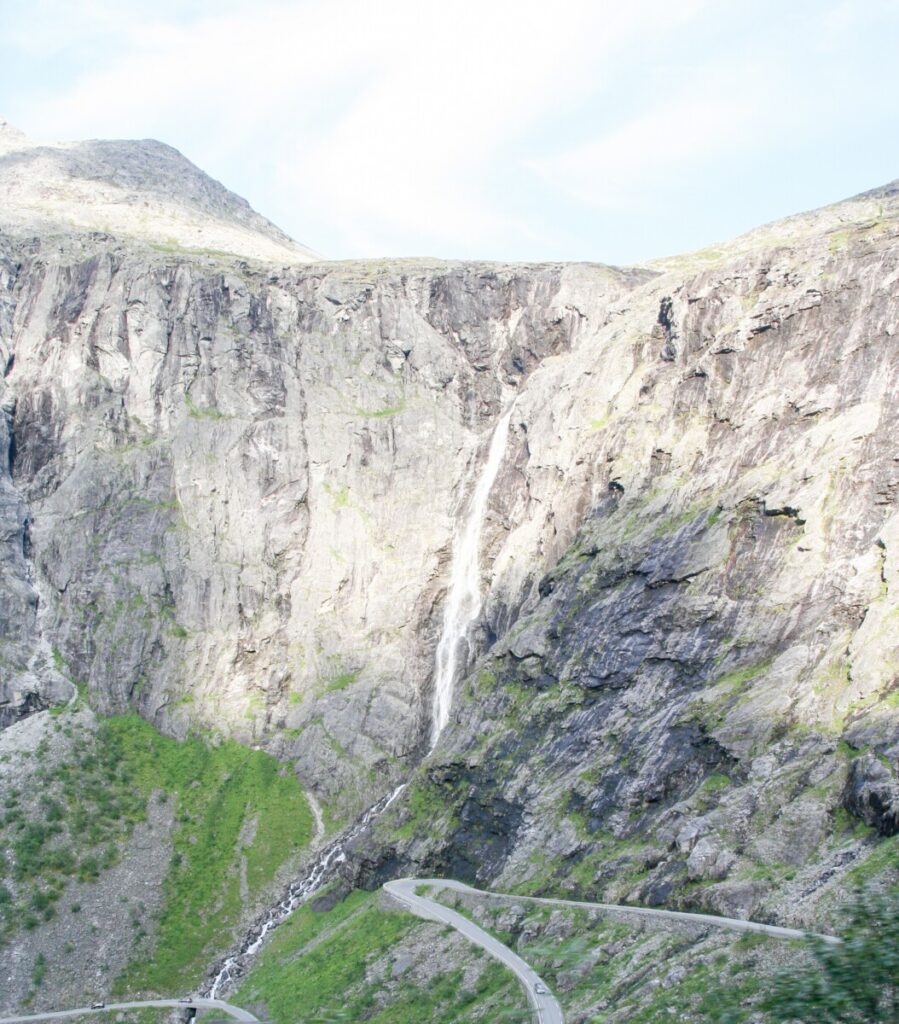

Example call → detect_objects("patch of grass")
701 772 732 793
846 834 899 886
687 657 775 729
392 779 457 840
321 670 360 694
713 659 773 693
353 400 406 419
325 483 351 510
110 715 314 993
236 892 411 1020
236 889 527 1024
828 229 854 252
31 952 46 987
590 412 610 431
184 393 230 420
832 806 875 839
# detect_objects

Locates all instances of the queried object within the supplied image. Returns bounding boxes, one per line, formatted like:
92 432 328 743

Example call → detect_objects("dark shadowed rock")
844 753 899 836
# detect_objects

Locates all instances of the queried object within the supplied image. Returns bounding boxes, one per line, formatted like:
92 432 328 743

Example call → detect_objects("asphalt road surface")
0 998 257 1024
425 877 841 944
385 877 840 1024
384 878 563 1024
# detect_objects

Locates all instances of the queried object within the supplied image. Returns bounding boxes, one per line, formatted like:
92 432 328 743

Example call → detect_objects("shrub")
761 885 899 1023
31 952 46 986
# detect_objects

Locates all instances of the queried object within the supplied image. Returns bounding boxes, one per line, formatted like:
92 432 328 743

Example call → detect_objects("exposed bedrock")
1 174 897 855
358 190 899 921
0 236 636 818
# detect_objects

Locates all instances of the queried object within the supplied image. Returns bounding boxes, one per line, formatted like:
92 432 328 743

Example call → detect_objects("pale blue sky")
1 0 896 264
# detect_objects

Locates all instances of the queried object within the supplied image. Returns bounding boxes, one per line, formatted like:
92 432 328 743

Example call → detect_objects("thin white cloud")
526 59 786 213
14 0 709 253
6 0 895 260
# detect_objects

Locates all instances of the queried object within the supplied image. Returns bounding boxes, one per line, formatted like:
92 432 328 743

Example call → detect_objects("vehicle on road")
534 982 549 995
90 1003 105 1009
178 998 193 1004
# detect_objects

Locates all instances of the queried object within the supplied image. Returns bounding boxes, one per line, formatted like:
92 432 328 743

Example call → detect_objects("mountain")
0 126 896 1019
0 119 318 264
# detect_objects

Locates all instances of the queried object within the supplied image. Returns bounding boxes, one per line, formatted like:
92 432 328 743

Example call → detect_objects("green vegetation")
712 659 773 696
846 834 899 886
0 728 147 942
435 888 772 1022
321 671 360 696
184 393 230 420
235 888 527 1023
756 886 899 1023
317 668 361 695
828 229 855 253
686 657 775 731
325 482 351 510
701 772 733 793
109 715 313 992
390 778 458 840
0 712 312 996
31 952 46 987
51 646 66 673
353 399 406 419
633 944 765 1022
589 412 611 431
831 806 874 841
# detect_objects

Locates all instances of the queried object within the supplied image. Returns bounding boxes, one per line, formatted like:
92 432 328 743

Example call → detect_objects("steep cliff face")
368 182 899 921
1 125 896 927
0 217 642 818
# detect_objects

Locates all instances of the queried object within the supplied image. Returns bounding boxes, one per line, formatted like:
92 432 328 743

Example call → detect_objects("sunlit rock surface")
0 118 317 265
370 181 899 922
0 121 896 920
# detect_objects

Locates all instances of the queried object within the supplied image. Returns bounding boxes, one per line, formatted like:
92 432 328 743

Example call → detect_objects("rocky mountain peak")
0 121 319 264
0 120 897 1019
0 118 33 155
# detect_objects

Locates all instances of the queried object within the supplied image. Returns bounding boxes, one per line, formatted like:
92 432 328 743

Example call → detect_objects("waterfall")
203 409 513 995
430 410 512 748
204 783 406 998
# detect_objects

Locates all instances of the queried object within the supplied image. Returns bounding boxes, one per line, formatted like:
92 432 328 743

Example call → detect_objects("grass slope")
109 715 313 993
235 887 529 1023
0 708 313 995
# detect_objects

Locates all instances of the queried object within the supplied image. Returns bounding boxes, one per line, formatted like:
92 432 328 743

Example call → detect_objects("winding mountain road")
385 877 840 1024
424 878 841 943
1 878 839 1024
0 998 257 1024
384 878 563 1024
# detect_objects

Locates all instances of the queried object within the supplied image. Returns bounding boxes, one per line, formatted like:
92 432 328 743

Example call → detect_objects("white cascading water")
203 410 512 996
430 409 512 748
205 783 406 998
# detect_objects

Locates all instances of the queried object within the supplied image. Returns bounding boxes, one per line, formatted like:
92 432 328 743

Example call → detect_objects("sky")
0 0 896 264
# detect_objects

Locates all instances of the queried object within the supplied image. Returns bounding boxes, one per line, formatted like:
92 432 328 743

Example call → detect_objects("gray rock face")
844 754 899 836
1 127 897 924
366 184 899 923
0 118 318 264
0 242 69 720
0 195 637 817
